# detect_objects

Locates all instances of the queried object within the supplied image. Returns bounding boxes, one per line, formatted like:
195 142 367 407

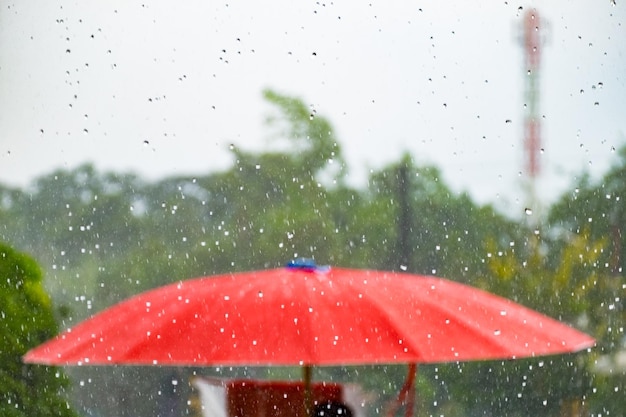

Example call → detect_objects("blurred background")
1 1 624 417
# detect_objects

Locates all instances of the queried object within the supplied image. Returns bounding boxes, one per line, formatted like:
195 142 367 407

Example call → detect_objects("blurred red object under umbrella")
24 261 595 417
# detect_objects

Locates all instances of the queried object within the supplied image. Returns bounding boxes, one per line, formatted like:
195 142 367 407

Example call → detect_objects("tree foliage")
0 243 78 417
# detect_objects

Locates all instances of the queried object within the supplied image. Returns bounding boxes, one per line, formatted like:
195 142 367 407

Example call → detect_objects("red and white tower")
521 8 546 218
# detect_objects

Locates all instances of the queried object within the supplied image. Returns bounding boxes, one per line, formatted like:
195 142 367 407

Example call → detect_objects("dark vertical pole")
397 163 412 271
610 207 622 276
303 365 313 417
383 363 418 417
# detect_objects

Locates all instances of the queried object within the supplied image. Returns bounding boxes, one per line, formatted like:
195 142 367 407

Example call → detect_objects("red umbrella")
24 262 594 415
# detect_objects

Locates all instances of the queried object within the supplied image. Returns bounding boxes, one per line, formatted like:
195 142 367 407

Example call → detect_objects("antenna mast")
521 8 545 219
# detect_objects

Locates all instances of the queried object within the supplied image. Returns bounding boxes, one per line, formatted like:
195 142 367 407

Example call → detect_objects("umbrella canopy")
24 263 594 367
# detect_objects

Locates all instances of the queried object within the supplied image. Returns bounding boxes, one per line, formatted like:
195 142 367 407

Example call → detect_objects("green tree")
444 228 618 417
546 146 626 417
548 143 626 276
344 154 521 281
262 88 346 182
0 243 78 417
180 88 349 271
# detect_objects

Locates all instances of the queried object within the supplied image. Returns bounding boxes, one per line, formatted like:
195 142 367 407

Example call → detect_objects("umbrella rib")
346 279 431 362
396 278 592 360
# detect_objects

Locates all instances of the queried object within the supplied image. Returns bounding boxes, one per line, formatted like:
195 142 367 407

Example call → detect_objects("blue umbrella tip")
285 258 329 272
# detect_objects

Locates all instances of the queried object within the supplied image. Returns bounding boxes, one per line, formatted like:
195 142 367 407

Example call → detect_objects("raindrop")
494 329 501 336
525 208 533 215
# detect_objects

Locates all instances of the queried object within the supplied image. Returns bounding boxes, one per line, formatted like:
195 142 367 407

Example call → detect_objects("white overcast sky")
1 0 625 211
